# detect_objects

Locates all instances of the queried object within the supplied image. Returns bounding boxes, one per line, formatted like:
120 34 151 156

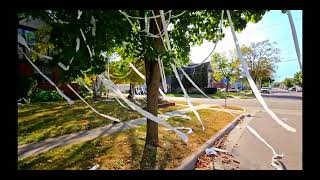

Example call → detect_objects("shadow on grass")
18 124 123 170
18 99 143 145
140 143 158 170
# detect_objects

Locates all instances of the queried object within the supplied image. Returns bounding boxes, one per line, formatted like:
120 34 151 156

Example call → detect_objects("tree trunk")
226 80 229 93
128 83 135 99
92 77 98 99
144 60 161 146
144 10 163 146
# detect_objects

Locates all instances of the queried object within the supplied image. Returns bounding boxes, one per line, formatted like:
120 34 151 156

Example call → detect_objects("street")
168 91 302 170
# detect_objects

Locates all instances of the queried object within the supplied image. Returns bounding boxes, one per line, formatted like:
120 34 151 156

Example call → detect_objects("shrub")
30 88 63 102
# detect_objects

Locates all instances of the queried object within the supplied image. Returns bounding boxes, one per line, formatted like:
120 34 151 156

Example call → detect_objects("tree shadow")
18 125 124 170
139 142 158 170
126 128 144 169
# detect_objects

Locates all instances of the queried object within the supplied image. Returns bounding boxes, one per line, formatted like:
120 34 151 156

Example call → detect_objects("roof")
178 61 213 74
19 18 47 30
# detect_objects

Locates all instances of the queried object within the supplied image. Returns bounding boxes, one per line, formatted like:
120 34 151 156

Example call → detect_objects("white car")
260 87 271 94
220 87 239 93
288 86 302 92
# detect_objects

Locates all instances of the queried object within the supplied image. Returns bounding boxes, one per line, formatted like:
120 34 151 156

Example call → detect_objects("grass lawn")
166 91 254 99
18 99 187 145
18 109 237 170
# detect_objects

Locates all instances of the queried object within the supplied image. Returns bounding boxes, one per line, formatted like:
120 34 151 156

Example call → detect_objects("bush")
17 76 37 99
30 88 63 102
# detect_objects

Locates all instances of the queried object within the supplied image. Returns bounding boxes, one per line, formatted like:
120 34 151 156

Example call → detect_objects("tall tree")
283 77 294 88
108 56 146 98
211 53 241 92
239 40 280 88
293 71 302 87
21 10 268 153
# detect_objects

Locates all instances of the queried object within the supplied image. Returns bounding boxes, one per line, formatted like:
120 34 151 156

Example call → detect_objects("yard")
18 108 242 170
18 98 187 145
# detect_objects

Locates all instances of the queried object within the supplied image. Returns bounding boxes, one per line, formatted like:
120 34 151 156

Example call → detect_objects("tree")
283 78 294 88
108 56 146 98
22 10 269 162
239 40 280 88
211 53 241 92
293 71 302 87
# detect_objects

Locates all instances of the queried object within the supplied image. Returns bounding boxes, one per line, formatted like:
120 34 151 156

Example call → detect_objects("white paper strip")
129 62 167 99
80 28 86 42
91 16 96 37
287 10 302 71
69 56 74 64
76 37 80 52
129 62 145 80
18 35 53 60
158 58 168 93
66 84 120 122
108 69 132 79
179 67 211 99
171 63 205 130
18 34 30 51
30 49 53 60
113 94 130 109
247 125 285 170
164 126 193 134
86 45 93 58
18 47 74 105
58 62 70 71
158 10 204 130
99 75 188 142
226 10 296 132
77 10 82 20
79 79 93 93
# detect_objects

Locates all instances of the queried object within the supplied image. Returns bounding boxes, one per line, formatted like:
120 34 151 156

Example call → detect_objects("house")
165 62 214 93
17 18 79 99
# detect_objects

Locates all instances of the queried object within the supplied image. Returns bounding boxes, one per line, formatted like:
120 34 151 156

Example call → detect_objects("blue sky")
190 10 302 81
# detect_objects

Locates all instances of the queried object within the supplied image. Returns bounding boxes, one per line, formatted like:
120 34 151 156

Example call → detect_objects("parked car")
288 86 302 92
296 86 302 92
221 87 239 93
260 87 271 94
288 87 296 91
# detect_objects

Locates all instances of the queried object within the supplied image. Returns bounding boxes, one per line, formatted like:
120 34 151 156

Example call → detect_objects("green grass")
166 91 254 99
18 109 236 170
18 99 186 145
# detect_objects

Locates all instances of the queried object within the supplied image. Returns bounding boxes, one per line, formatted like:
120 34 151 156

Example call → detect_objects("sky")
189 10 302 81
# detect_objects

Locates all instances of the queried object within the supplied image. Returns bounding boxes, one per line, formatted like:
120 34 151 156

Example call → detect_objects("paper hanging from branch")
66 84 120 122
98 75 188 142
77 10 82 20
18 47 74 105
171 63 205 131
129 62 167 99
76 37 80 52
226 10 296 132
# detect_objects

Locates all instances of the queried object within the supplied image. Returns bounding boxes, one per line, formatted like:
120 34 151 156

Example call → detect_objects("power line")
276 58 298 63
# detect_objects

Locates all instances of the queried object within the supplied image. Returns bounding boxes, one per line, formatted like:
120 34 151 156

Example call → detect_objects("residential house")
17 18 79 99
165 62 215 93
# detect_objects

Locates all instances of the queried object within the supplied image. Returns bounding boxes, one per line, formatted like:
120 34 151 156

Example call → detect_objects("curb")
175 113 246 170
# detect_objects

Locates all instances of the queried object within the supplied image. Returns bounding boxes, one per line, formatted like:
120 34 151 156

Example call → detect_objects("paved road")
168 92 302 170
